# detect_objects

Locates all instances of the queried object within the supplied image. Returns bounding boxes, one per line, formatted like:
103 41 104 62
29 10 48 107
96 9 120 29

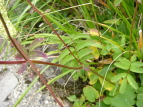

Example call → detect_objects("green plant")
1 0 143 107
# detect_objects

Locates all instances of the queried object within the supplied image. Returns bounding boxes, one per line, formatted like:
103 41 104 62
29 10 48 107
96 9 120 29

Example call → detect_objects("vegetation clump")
0 0 143 107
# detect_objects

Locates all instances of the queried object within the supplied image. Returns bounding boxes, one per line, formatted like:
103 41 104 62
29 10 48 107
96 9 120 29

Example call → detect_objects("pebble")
0 71 18 107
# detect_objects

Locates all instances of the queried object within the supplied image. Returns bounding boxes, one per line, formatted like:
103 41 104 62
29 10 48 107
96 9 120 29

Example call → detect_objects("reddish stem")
0 12 64 107
0 60 82 70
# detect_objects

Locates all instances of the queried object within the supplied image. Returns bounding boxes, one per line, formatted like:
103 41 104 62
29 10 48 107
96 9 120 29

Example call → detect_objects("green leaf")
96 101 109 107
88 71 98 85
137 87 143 94
76 40 101 51
114 58 131 70
119 57 131 66
130 67 143 73
76 41 90 51
90 47 100 59
103 19 120 25
111 84 136 107
83 86 99 102
67 95 77 102
98 71 115 91
77 48 92 59
130 54 137 62
120 35 126 45
80 54 94 61
72 34 90 40
136 87 143 107
60 54 75 65
131 62 143 67
136 100 143 107
139 74 143 86
114 0 123 6
103 97 112 105
111 73 127 82
47 50 60 56
119 78 127 94
79 95 85 106
127 74 138 90
58 47 75 61
130 62 143 73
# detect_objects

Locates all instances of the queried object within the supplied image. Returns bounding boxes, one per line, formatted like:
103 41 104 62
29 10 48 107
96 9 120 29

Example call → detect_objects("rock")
0 101 9 107
0 70 18 103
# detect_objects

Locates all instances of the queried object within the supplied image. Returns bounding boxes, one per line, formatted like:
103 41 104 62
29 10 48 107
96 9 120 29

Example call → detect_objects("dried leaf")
137 0 142 3
89 29 101 36
99 58 113 64
138 30 143 49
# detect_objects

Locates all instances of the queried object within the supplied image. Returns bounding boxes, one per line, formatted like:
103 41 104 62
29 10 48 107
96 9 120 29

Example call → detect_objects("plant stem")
129 1 139 58
0 12 64 107
26 0 82 65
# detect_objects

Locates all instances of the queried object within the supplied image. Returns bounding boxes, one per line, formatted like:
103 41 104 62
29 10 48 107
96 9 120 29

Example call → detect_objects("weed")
0 0 143 107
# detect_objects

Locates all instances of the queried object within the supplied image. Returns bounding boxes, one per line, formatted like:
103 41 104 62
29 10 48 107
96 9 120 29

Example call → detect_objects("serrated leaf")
83 86 99 102
119 78 127 94
127 74 138 90
114 0 122 6
29 38 44 51
111 73 127 82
